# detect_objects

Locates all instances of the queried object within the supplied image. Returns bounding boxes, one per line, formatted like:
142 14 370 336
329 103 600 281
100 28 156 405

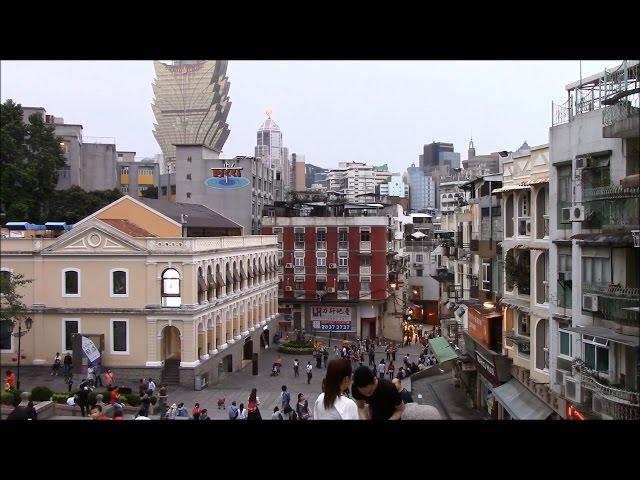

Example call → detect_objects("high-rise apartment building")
325 162 392 201
255 113 288 201
406 164 436 212
152 60 231 173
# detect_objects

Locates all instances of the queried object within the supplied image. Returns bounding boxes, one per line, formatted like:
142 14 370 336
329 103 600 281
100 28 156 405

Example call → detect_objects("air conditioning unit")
562 205 585 222
329 263 337 269
558 271 572 282
327 287 335 293
582 293 599 312
564 375 582 403
285 263 293 269
575 156 587 170
285 286 293 291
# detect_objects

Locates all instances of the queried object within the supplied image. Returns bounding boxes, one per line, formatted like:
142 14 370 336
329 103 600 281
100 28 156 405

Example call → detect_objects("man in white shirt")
377 360 386 379
306 362 313 384
147 378 156 395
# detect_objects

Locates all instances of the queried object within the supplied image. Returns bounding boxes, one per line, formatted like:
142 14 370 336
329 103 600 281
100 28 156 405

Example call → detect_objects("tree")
0 272 32 324
0 100 66 222
46 186 122 224
141 185 158 199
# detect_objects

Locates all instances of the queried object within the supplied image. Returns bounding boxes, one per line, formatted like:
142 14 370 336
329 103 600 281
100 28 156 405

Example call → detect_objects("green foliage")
123 394 141 406
1 390 19 405
0 272 33 324
46 186 122 224
140 185 158 199
0 100 67 221
52 393 70 404
278 341 315 354
30 386 54 401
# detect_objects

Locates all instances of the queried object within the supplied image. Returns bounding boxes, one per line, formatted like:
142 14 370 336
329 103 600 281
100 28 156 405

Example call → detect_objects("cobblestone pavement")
12 334 483 420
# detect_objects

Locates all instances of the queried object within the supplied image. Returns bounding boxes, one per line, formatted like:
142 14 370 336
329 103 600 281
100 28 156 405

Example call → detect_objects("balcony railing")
602 97 640 127
583 284 639 300
360 241 371 251
316 266 327 275
316 241 327 250
543 215 549 237
338 241 348 250
580 374 639 406
360 266 371 275
337 291 349 300
294 266 305 274
294 241 305 250
583 184 640 201
338 267 348 275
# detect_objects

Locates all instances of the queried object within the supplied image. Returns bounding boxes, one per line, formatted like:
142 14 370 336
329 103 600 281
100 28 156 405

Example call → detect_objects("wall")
82 143 118 191
95 196 181 237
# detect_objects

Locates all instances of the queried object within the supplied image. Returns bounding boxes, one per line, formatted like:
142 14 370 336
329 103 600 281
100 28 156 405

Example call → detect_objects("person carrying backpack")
281 385 291 411
247 388 262 420
228 401 239 420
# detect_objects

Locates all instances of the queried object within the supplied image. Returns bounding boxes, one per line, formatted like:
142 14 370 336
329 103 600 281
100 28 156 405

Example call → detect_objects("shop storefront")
463 332 513 419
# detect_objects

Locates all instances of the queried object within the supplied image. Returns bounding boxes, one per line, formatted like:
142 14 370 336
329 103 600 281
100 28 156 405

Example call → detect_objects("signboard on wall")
310 306 353 331
468 307 490 346
72 334 104 375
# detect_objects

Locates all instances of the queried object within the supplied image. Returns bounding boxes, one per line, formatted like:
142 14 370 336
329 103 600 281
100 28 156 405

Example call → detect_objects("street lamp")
8 316 33 391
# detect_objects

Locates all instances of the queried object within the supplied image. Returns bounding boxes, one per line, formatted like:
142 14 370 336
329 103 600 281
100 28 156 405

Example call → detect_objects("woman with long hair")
247 388 262 420
313 359 359 420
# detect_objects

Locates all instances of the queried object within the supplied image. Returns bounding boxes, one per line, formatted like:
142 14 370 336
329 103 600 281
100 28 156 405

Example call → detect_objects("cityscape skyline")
0 60 619 173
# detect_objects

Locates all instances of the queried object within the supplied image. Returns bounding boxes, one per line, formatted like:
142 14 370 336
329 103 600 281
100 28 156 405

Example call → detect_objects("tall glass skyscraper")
255 112 283 169
152 60 231 172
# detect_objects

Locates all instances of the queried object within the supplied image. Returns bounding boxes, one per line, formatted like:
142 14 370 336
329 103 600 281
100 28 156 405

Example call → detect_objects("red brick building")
262 203 398 339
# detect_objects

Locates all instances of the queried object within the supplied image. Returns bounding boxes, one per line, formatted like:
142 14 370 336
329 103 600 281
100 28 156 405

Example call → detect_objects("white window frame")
1 284 15 349
0 267 13 297
316 251 327 267
110 318 130 355
582 335 610 374
294 251 305 267
109 268 129 298
360 277 371 291
62 268 81 297
558 329 573 360
61 318 81 353
481 262 491 291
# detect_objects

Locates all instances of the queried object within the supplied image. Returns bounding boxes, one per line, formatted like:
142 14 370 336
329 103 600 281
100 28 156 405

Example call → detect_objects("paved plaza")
12 334 484 420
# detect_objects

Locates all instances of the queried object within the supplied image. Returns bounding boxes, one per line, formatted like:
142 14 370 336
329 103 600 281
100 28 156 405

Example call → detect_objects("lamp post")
8 316 33 391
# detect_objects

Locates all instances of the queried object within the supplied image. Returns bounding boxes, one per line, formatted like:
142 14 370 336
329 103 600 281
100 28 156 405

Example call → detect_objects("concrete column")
147 319 158 364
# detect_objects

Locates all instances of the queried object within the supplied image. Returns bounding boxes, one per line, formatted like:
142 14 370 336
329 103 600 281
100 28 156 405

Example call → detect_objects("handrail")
580 374 639 405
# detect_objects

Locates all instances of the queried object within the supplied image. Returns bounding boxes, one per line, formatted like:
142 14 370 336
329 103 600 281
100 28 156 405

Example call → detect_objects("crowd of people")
5 327 444 421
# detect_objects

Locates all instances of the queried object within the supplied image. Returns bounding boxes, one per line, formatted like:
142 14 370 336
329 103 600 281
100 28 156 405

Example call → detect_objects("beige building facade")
1 196 279 389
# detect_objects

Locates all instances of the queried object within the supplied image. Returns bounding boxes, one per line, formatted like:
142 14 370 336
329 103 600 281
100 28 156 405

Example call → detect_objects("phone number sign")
311 306 353 332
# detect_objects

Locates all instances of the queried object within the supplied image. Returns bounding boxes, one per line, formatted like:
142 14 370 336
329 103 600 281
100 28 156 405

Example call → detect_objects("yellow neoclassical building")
0 196 279 388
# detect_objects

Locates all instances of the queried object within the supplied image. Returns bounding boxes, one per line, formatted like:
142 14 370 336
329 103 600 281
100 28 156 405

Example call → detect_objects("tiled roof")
100 219 157 237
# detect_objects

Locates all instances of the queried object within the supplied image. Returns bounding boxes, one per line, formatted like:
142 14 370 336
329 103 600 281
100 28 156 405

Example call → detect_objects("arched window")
62 268 81 297
110 269 129 297
505 194 514 238
162 268 181 307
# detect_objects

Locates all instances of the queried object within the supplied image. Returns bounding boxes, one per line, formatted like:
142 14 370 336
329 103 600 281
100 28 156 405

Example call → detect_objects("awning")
428 337 459 364
571 232 634 246
491 379 553 420
197 276 207 292
519 177 549 186
216 271 225 286
492 185 531 193
565 325 640 347
500 297 530 313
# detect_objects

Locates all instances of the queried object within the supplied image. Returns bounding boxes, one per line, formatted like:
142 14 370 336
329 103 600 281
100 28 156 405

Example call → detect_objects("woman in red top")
192 402 202 420
5 371 16 390
110 387 120 405
388 362 396 380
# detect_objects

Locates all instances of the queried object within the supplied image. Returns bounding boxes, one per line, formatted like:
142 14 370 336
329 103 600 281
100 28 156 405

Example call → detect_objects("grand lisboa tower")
152 60 231 171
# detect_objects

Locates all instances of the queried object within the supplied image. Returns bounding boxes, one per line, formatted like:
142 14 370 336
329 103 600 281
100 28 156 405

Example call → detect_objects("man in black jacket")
77 380 91 417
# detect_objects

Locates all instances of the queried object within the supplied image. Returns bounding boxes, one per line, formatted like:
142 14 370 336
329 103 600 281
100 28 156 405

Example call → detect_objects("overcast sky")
0 60 620 173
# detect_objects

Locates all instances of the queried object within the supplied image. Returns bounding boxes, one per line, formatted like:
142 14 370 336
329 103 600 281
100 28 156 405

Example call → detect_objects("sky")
0 60 621 174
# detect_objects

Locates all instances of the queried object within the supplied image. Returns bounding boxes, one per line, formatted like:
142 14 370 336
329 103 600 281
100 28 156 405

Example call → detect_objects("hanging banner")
310 306 353 331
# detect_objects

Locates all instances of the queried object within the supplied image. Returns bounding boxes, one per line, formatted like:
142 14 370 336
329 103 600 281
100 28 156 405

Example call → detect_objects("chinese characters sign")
205 161 250 190
311 306 353 331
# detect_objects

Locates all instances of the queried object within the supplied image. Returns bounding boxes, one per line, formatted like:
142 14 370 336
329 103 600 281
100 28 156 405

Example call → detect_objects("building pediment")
42 220 146 255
